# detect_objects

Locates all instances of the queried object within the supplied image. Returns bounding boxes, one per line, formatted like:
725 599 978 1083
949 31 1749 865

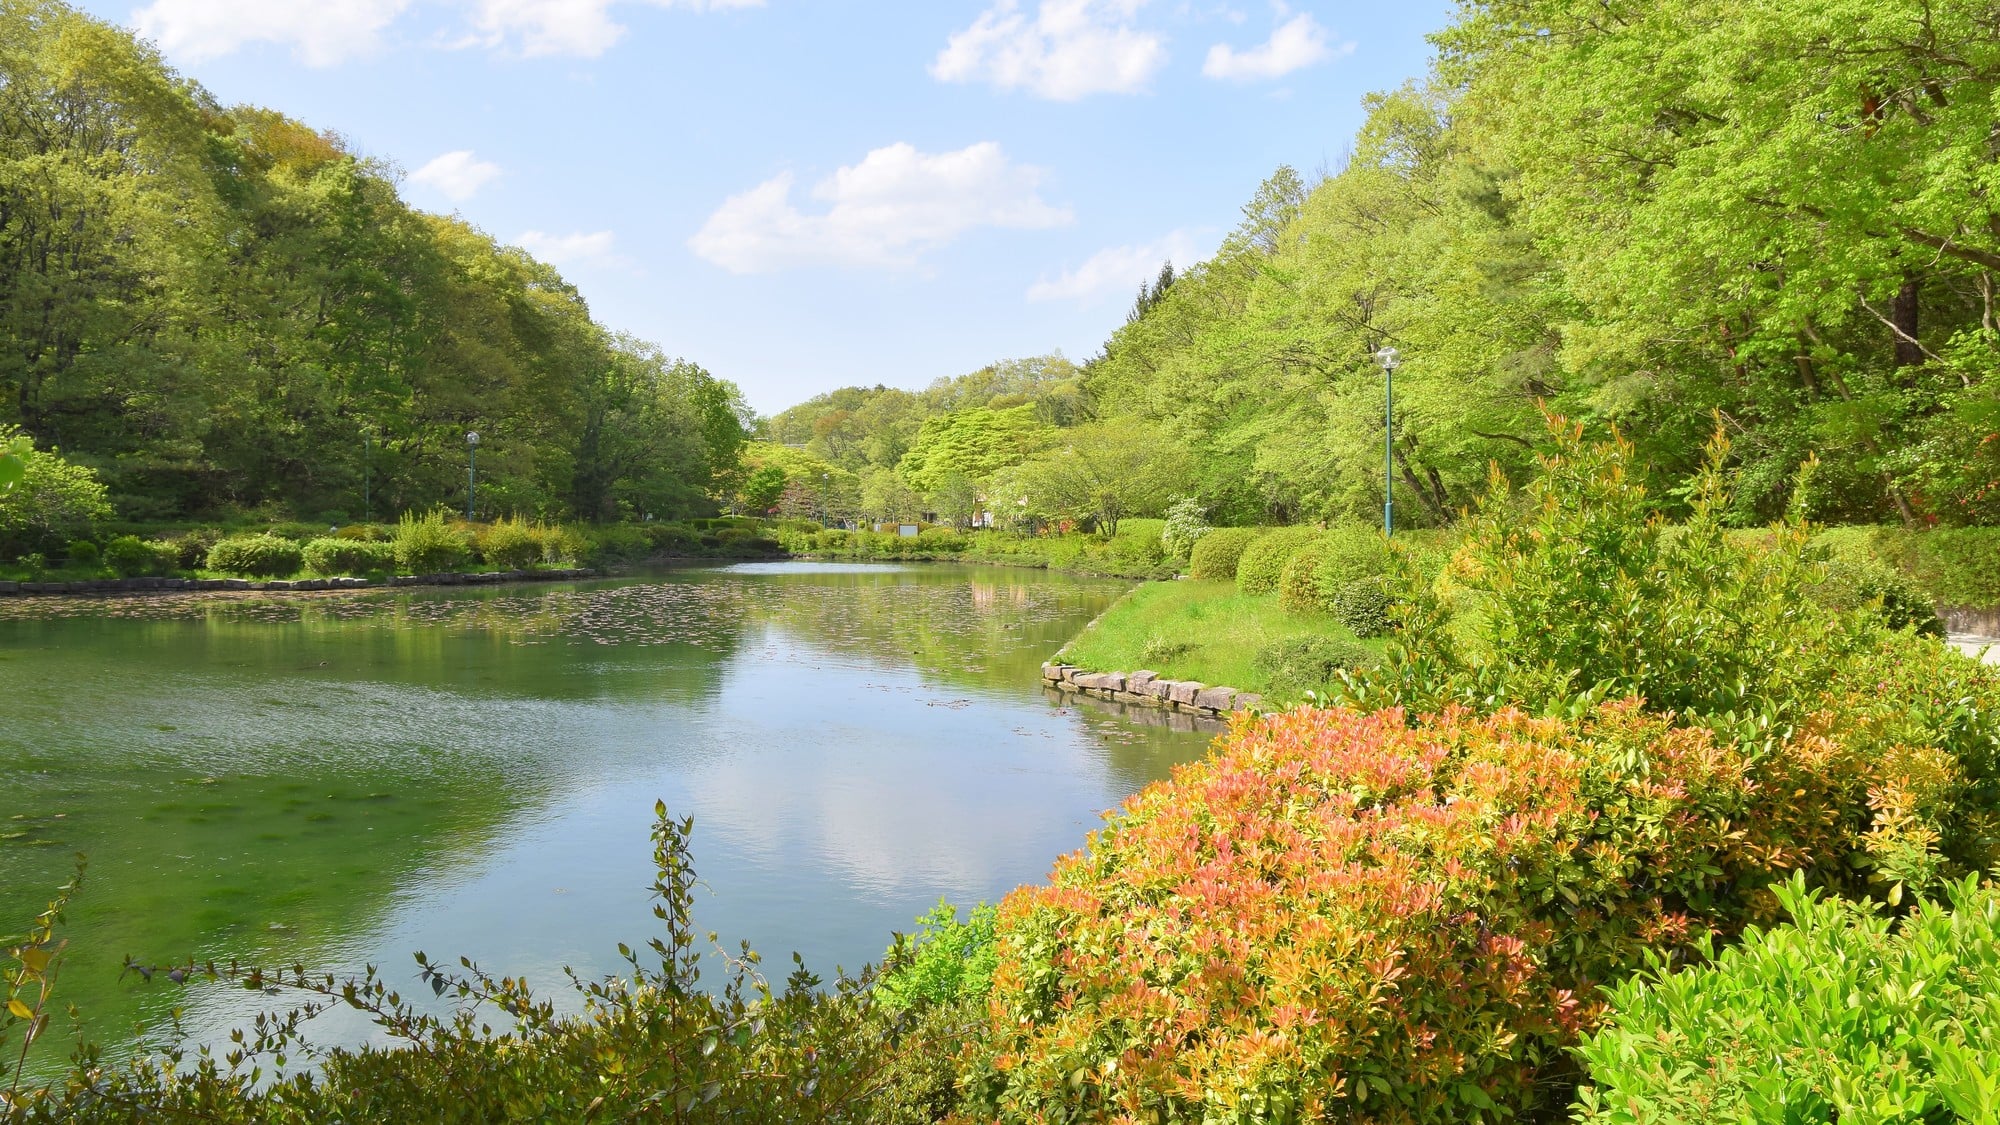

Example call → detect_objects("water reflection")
0 564 1213 1067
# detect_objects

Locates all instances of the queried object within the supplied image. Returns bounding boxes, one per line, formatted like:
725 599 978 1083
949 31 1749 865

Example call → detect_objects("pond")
0 562 1213 1067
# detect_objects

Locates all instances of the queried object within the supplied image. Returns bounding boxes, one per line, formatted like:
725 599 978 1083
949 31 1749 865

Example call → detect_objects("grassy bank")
1054 579 1385 704
770 519 1178 580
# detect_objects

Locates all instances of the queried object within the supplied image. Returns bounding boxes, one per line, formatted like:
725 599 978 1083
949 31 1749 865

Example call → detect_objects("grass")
1054 578 1385 698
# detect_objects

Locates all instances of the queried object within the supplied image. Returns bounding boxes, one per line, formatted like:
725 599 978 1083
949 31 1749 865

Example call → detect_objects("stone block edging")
1041 662 1262 719
0 568 598 599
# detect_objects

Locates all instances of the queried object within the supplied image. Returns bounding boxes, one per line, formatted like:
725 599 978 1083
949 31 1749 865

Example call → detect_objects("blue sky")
76 0 1453 414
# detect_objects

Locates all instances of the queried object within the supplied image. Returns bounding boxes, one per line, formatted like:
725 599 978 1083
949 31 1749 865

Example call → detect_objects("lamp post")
465 431 480 520
362 429 372 521
1373 347 1399 538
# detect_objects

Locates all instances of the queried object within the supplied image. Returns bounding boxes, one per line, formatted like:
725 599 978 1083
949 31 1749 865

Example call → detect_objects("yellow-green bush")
1187 526 1259 580
474 516 542 569
1234 526 1320 595
391 511 471 573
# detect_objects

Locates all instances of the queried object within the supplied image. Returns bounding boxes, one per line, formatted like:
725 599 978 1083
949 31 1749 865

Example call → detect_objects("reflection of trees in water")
1048 689 1222 797
740 567 1125 691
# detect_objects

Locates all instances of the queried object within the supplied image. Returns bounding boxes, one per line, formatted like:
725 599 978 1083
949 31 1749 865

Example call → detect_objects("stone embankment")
1042 663 1261 720
0 568 598 598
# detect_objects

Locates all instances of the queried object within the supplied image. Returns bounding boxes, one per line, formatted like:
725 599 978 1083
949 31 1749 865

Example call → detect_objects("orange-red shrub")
963 701 1922 1124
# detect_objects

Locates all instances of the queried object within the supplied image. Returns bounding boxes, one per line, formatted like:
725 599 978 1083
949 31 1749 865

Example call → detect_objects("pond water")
0 562 1213 1067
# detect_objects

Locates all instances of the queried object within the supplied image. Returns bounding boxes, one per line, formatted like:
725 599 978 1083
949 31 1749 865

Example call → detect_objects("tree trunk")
1891 276 1922 367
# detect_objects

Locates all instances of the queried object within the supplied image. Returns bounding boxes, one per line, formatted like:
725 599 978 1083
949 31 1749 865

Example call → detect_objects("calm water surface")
0 562 1211 1064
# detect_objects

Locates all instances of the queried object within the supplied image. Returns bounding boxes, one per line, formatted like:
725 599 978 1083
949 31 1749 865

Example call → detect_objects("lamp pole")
1373 347 1399 538
466 431 480 520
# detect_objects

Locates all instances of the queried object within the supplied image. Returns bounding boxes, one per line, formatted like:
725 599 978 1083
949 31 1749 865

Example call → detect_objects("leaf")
6 998 32 1020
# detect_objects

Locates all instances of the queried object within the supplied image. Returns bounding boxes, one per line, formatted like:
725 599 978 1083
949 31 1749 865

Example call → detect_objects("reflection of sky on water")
4 564 1213 1068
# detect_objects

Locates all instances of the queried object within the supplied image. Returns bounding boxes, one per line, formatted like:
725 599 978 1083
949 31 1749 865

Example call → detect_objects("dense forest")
0 0 749 528
766 0 2000 533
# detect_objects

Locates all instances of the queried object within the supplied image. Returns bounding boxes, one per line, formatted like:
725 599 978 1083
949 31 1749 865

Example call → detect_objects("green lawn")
1055 578 1383 702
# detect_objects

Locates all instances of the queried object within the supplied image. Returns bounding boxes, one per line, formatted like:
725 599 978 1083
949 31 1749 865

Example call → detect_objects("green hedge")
206 534 303 578
302 537 396 576
1187 527 1260 580
1234 526 1319 595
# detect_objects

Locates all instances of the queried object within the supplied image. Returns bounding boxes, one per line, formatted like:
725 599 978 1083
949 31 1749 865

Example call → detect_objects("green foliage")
0 7 747 533
204 534 304 579
1276 525 1389 616
0 810 960 1123
898 404 1053 493
473 516 542 569
1911 527 2000 607
0 430 111 558
1234 526 1319 595
740 464 787 514
62 539 96 566
1331 576 1396 638
1250 633 1376 702
1573 873 2000 1124
301 537 396 577
1187 526 1259 580
971 700 1925 1122
1160 497 1210 562
391 511 471 574
101 535 173 577
1814 553 1944 636
1339 420 1859 727
877 902 998 1012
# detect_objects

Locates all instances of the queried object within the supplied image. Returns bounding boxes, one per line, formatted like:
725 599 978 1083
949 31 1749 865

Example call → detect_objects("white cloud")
464 0 763 58
409 150 502 202
515 229 618 266
1202 11 1348 81
132 0 412 66
1026 229 1203 303
689 142 1073 274
931 0 1167 100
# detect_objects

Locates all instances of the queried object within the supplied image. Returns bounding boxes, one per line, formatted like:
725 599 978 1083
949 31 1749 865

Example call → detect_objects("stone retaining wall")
1945 606 2000 640
1041 662 1261 720
0 568 598 598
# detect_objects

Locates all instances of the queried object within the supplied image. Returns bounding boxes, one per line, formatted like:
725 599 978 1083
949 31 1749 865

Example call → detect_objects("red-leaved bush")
961 701 1942 1124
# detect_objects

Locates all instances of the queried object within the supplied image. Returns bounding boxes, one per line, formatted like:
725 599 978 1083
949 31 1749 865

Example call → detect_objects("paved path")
1949 634 1999 664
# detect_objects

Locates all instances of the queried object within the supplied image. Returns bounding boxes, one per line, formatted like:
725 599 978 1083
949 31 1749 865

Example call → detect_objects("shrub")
302 537 397 577
206 534 304 578
1814 554 1943 635
334 523 386 541
968 701 1903 1123
1160 497 1210 562
916 527 967 552
1573 873 2000 1124
2 810 966 1124
641 522 698 554
1250 633 1375 702
585 523 650 562
0 429 111 559
103 535 174 578
1333 576 1396 637
64 539 99 566
1274 527 1388 616
474 516 541 569
391 511 471 573
533 522 586 565
166 528 222 570
877 902 999 1012
1234 526 1320 595
1911 526 2000 606
1188 527 1260 580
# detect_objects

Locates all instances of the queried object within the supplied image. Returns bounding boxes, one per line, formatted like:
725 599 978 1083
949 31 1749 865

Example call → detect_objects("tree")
740 465 786 515
926 470 982 530
1002 420 1186 536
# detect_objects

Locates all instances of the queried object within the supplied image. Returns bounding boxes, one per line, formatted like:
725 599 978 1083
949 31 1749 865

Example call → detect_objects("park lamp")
1372 347 1399 538
465 431 480 520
